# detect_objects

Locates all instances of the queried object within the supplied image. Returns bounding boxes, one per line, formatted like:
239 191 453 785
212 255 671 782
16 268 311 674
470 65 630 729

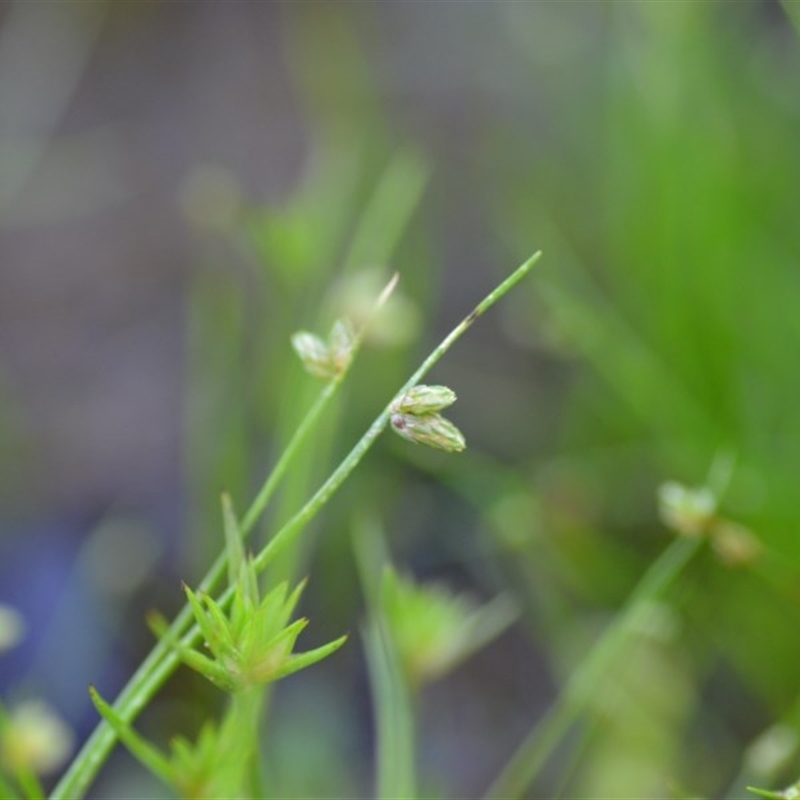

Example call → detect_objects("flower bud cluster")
291 318 356 381
658 480 762 567
658 482 716 536
390 385 466 453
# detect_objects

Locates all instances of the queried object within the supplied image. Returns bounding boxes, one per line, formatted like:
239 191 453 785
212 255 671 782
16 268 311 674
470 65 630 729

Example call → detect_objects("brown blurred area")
0 2 307 515
0 0 543 516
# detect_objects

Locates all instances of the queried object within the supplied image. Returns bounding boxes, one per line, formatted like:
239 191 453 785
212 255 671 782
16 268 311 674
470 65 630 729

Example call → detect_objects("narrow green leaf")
221 493 245 589
89 688 174 787
198 593 236 655
184 586 219 653
149 607 239 692
13 766 44 800
282 578 309 624
256 581 290 636
178 649 239 693
747 788 788 800
145 610 170 641
363 618 416 800
0 772 21 800
248 619 309 683
275 634 349 681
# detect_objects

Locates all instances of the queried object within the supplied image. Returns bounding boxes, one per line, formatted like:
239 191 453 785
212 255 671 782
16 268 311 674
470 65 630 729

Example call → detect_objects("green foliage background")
2 2 800 798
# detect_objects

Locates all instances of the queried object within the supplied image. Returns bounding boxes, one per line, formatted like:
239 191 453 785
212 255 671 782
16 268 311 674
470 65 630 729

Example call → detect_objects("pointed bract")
161 574 345 693
221 494 246 590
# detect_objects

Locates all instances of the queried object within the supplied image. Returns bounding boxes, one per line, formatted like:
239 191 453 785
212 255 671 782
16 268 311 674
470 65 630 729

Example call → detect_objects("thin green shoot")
484 534 702 800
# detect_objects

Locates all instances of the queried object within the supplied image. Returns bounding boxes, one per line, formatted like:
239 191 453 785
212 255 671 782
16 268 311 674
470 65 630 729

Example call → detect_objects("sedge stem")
49 252 541 799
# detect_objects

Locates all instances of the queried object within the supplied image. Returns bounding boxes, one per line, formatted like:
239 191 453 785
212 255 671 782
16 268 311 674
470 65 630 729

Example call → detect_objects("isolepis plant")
0 254 540 800
1 251 785 800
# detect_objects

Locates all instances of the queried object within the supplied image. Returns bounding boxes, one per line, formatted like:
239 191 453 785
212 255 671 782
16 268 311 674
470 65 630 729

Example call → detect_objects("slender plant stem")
780 0 800 36
16 766 44 800
484 534 703 800
231 688 266 799
241 380 341 539
49 252 541 800
342 149 428 275
364 616 417 800
251 252 543 573
49 381 341 800
0 773 20 800
353 513 416 799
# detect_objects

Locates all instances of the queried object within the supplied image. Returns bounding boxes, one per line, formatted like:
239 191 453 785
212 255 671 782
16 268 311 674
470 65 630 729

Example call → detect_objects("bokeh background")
2 1 800 797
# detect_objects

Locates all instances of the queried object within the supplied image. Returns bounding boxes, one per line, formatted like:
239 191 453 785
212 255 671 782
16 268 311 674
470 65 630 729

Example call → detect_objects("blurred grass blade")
779 0 800 36
221 493 245 588
343 149 429 273
484 535 702 800
363 616 416 800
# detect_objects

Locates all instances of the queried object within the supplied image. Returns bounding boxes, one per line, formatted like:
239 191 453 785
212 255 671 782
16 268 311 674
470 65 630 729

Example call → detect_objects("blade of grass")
353 511 416 799
484 534 702 800
14 767 44 800
342 148 429 274
779 0 800 37
364 616 416 800
0 773 21 800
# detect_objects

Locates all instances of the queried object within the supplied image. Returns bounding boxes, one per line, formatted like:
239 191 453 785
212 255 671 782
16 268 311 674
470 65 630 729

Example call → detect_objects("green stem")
353 513 416 799
484 534 702 800
341 149 429 274
49 381 340 800
49 252 541 800
230 688 265 799
364 616 417 800
747 788 787 800
251 251 543 573
780 0 800 36
240 380 340 539
0 773 21 800
15 767 44 800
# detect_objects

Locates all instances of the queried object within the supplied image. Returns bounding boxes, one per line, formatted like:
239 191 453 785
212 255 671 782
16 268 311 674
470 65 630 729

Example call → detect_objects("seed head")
392 385 457 415
291 331 336 380
391 411 466 453
658 481 716 536
291 317 356 381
